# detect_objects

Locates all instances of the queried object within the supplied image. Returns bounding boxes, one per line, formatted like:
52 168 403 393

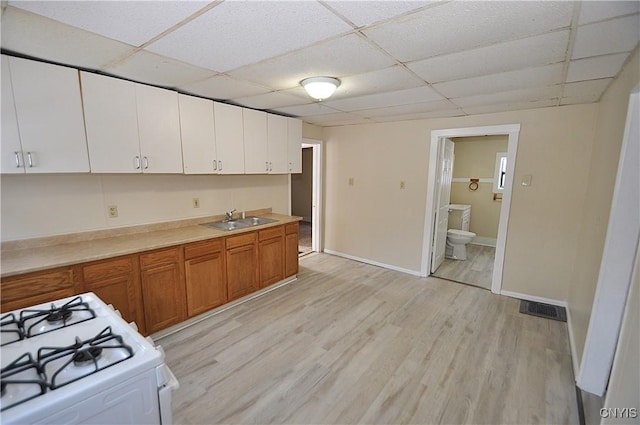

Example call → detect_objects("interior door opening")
421 125 520 294
290 139 322 257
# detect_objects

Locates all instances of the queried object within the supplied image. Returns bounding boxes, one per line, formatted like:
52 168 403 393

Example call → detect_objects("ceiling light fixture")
300 77 340 101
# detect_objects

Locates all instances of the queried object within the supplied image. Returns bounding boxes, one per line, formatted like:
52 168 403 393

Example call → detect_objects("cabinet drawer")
1 267 77 312
139 247 180 269
82 256 135 282
285 222 299 234
258 226 284 241
184 238 223 260
226 232 257 250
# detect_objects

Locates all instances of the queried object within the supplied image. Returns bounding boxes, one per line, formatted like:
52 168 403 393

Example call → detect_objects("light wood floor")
160 253 578 425
433 244 495 290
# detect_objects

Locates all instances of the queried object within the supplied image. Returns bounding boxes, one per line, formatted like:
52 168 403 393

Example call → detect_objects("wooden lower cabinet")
139 247 187 334
258 226 284 288
79 255 145 334
226 232 259 301
184 239 227 317
285 222 299 277
0 266 81 312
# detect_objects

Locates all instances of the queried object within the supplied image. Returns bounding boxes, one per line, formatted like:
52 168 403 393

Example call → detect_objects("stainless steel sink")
201 216 276 231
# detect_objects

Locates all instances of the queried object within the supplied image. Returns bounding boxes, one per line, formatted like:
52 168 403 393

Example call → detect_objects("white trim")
324 249 423 277
500 290 567 307
452 177 493 184
470 237 497 247
302 138 323 253
421 124 520 297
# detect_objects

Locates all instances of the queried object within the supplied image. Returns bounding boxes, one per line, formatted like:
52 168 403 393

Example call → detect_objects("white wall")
323 103 599 301
1 174 288 241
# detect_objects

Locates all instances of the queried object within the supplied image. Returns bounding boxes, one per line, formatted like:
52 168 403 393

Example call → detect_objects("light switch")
521 175 532 187
348 177 354 186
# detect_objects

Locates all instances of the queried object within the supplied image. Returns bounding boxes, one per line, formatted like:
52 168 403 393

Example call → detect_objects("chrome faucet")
225 209 236 221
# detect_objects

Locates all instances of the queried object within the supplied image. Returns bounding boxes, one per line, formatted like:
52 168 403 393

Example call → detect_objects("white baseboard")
323 249 422 277
471 237 497 247
500 289 567 307
565 304 581 378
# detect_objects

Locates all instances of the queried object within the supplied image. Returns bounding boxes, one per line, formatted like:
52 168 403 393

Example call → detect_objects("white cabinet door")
179 94 217 174
267 114 288 174
9 56 89 173
287 117 302 173
243 109 268 174
1 55 24 174
213 102 244 174
81 71 141 173
135 84 183 174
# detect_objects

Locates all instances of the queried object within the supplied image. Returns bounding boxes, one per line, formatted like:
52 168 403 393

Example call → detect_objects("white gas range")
0 292 179 424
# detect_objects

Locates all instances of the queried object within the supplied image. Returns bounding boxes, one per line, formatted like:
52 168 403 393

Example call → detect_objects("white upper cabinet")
81 72 183 173
178 94 217 174
135 84 183 173
287 117 303 173
3 55 89 173
1 56 23 174
267 114 288 174
243 109 268 174
213 102 245 174
81 71 140 173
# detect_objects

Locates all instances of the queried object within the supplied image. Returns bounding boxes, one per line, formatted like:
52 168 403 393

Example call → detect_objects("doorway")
290 138 323 256
421 125 520 294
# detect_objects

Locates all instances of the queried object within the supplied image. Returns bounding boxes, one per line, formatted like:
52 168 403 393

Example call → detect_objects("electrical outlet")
193 198 200 208
348 177 354 186
400 181 406 189
108 205 118 218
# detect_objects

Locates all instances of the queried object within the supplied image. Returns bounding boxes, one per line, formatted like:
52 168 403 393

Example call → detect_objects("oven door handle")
157 362 179 425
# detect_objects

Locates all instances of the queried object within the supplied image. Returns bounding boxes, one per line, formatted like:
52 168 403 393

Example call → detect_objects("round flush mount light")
300 77 340 101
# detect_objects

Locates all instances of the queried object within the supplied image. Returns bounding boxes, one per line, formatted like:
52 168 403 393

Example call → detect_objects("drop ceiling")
1 1 639 127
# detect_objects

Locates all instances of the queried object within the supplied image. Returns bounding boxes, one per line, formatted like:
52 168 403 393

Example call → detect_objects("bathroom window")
493 152 507 193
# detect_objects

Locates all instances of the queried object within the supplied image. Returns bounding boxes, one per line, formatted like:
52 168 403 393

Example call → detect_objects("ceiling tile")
407 30 569 83
362 1 573 62
462 99 558 116
271 103 342 117
562 79 613 99
146 1 353 73
572 14 640 59
303 112 374 126
355 99 458 118
578 1 640 25
0 6 134 70
228 34 396 90
232 91 307 110
434 64 563 99
329 66 425 100
566 53 630 82
103 50 216 88
560 94 603 106
371 109 466 122
452 86 561 108
325 1 436 27
323 86 443 111
178 75 270 101
8 0 209 46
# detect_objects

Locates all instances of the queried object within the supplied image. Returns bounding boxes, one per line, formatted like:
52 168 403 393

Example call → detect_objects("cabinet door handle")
27 152 33 168
134 156 141 169
266 161 269 171
270 162 273 171
213 159 217 171
14 151 22 168
219 160 222 171
143 156 149 169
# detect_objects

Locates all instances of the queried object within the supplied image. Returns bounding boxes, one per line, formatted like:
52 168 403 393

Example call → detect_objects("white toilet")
445 229 476 260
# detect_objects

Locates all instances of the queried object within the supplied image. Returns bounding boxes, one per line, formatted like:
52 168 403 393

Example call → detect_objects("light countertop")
1 212 301 278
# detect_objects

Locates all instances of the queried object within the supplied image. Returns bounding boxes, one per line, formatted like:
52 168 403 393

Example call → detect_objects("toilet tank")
449 204 471 231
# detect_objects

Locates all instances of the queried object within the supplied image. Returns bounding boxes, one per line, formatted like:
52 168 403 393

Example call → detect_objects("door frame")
289 138 323 253
420 124 520 294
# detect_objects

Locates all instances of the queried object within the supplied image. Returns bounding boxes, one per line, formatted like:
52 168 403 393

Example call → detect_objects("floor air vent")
519 300 567 322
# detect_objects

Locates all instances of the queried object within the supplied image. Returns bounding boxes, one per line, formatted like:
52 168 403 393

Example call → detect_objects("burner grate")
0 353 47 411
1 313 24 347
20 296 97 338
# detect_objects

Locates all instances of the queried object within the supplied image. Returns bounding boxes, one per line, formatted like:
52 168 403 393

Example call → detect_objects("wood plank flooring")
433 244 495 290
159 253 578 425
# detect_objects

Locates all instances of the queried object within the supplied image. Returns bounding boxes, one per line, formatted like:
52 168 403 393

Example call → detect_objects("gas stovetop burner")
1 314 24 347
20 296 96 339
72 346 103 366
0 353 47 411
45 309 73 325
